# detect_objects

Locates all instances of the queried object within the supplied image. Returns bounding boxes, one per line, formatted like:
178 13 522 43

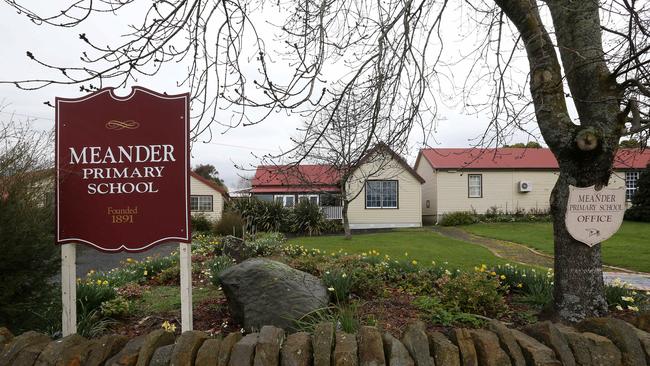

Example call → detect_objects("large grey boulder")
218 258 329 331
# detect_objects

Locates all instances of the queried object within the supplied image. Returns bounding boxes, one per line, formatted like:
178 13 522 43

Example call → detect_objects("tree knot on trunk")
575 127 599 151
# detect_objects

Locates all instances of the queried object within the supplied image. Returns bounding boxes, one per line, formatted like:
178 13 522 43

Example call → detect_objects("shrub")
77 280 118 314
322 270 354 303
320 219 344 234
0 155 59 332
605 278 647 311
100 296 131 318
229 199 288 232
413 296 483 327
437 272 508 317
191 214 213 233
439 211 479 226
491 264 553 307
77 306 115 338
289 200 325 235
294 303 361 334
246 232 286 256
154 266 180 285
208 256 235 286
214 211 245 237
86 254 178 287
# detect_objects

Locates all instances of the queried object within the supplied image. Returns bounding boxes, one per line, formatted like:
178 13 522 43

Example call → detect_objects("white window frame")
190 195 213 212
298 194 319 205
274 194 295 207
365 180 398 209
468 174 482 198
626 171 640 201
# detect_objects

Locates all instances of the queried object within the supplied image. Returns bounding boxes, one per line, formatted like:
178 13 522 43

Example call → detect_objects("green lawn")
462 221 650 273
289 228 512 271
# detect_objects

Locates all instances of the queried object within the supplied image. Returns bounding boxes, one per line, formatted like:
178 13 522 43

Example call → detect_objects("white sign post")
61 243 77 336
179 243 193 331
565 185 626 246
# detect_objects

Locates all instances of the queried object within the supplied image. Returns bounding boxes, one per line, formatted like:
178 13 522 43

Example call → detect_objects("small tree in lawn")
277 90 410 239
625 163 650 222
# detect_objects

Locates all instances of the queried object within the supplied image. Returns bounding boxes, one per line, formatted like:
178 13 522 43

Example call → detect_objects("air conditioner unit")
519 181 533 192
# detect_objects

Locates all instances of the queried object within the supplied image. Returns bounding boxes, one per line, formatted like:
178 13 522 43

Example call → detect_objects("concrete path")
432 226 650 291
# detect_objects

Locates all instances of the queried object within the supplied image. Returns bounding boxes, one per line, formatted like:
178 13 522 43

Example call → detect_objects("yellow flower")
516 283 523 288
96 279 102 285
490 271 497 276
411 260 418 265
126 258 133 263
161 320 176 333
144 270 148 276
102 280 109 286
500 275 506 280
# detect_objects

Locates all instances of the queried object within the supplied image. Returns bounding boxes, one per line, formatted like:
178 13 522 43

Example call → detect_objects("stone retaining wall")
1 315 650 366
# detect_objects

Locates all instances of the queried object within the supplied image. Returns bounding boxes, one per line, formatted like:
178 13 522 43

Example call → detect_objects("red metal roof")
251 165 340 193
419 148 650 170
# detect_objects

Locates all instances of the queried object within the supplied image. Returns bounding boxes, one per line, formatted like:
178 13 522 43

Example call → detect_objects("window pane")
191 196 212 211
382 181 397 208
285 196 295 207
309 196 318 205
366 181 381 208
199 196 212 211
468 175 482 197
626 172 640 201
190 196 199 211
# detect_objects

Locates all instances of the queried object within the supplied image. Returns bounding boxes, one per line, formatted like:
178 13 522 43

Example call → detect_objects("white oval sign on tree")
565 185 626 247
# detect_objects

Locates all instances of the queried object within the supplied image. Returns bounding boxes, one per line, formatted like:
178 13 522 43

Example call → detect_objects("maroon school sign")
56 87 190 252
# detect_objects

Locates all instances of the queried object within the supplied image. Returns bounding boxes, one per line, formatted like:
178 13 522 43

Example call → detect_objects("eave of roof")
190 171 229 198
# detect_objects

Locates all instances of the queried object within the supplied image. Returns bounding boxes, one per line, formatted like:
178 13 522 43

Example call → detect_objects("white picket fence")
321 206 343 220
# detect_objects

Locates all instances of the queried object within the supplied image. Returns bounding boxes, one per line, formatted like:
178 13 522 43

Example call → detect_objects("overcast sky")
0 2 542 188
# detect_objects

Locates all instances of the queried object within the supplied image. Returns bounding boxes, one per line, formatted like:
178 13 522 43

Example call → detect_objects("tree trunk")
497 0 623 321
342 200 352 240
551 163 609 322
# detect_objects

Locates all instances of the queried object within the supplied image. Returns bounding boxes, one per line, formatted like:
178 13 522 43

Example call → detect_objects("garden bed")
18 231 650 340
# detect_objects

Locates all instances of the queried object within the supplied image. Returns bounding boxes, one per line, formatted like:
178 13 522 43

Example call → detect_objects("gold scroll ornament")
106 120 140 130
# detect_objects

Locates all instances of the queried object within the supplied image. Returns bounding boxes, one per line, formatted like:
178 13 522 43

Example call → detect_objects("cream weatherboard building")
189 172 228 222
250 143 425 229
415 148 650 224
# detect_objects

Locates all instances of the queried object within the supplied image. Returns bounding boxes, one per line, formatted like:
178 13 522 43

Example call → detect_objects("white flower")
628 306 639 312
616 305 624 311
328 287 335 292
621 296 635 303
341 273 347 278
